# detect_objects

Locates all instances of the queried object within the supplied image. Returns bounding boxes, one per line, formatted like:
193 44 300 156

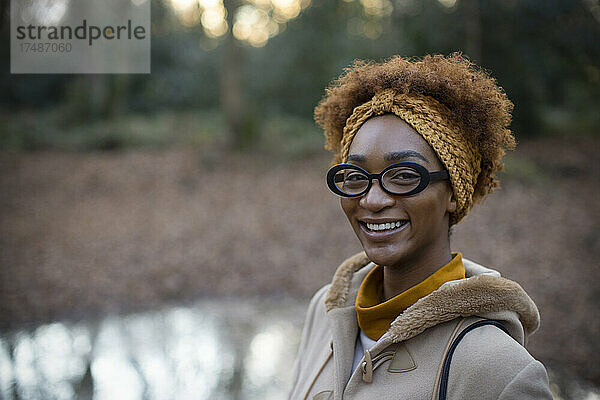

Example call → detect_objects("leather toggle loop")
370 88 396 115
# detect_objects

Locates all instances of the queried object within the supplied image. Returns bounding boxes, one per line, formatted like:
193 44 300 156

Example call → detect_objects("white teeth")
365 220 408 231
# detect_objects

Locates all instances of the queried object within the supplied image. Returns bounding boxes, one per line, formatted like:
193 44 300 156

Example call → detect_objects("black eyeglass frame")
326 162 450 197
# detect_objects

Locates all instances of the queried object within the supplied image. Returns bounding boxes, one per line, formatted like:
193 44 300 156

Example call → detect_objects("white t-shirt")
351 329 378 374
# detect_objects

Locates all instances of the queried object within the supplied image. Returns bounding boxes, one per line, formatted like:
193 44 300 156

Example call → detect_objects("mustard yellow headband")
340 89 482 225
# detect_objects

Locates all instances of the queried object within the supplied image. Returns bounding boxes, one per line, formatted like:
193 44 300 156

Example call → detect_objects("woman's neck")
382 244 452 301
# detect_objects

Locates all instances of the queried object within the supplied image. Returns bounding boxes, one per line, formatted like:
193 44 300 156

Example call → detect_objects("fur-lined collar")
324 252 540 343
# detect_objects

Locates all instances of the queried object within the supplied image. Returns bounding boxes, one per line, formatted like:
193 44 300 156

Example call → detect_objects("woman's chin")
362 245 407 268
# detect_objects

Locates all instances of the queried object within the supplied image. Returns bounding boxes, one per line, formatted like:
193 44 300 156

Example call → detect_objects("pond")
0 298 305 400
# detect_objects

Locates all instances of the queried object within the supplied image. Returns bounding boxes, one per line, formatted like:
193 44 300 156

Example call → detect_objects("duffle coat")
289 252 553 400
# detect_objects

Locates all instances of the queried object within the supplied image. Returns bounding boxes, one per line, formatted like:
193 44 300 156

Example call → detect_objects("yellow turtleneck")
355 252 465 341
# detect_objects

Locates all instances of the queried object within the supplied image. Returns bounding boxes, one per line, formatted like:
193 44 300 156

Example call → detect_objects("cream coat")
289 252 553 400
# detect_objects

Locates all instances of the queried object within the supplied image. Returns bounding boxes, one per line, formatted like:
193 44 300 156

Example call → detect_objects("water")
0 298 305 400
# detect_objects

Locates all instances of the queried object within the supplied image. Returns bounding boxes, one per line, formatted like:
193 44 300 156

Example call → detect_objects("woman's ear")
446 191 457 213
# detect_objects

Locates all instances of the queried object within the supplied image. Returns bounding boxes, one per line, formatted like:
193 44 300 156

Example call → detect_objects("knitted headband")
340 88 482 225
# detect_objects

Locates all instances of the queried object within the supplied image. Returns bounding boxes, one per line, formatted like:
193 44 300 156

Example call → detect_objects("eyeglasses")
326 162 449 197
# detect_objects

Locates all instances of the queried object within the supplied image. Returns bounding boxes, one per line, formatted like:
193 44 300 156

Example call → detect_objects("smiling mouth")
361 220 410 232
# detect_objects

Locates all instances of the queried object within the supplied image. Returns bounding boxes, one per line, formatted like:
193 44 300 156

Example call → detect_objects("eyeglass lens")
333 166 422 196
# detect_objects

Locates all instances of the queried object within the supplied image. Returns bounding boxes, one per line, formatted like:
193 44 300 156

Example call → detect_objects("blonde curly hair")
314 53 516 223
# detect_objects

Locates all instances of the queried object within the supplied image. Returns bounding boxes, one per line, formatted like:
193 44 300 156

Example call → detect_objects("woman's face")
341 114 456 269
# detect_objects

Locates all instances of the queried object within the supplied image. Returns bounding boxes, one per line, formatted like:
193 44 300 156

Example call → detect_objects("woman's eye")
392 171 419 180
346 173 366 182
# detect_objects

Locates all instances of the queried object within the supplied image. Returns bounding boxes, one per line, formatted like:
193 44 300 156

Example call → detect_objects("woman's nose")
358 180 395 212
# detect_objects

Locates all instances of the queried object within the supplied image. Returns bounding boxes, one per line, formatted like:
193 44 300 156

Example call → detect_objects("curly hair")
314 53 515 207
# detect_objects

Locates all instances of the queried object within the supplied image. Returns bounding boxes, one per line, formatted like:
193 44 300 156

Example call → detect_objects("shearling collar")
324 251 540 343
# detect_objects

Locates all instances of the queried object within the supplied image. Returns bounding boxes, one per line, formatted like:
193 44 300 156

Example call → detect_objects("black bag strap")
438 320 509 400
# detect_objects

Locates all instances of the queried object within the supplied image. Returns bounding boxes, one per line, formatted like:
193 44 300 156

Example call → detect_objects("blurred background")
1 0 599 399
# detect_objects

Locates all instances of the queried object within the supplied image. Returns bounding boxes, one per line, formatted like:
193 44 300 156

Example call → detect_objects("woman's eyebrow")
347 154 366 162
384 150 428 162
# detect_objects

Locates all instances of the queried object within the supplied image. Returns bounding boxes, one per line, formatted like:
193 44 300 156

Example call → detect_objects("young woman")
289 54 553 400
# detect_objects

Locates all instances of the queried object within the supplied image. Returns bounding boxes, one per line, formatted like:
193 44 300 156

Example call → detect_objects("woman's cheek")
340 198 359 231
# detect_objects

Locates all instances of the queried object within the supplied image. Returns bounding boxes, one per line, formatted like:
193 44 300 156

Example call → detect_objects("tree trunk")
219 0 245 149
464 0 482 63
